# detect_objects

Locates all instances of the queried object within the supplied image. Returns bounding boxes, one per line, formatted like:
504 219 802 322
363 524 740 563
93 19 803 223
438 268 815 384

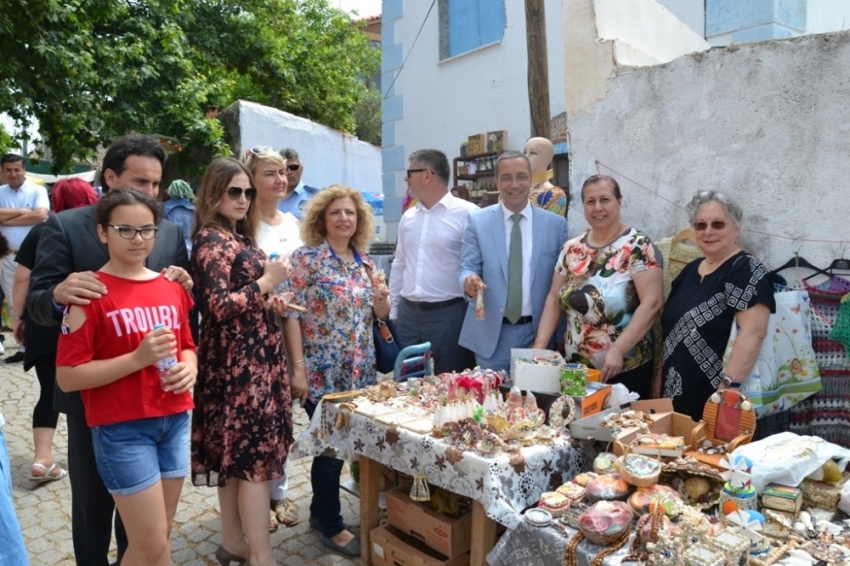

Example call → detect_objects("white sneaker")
0 342 6 355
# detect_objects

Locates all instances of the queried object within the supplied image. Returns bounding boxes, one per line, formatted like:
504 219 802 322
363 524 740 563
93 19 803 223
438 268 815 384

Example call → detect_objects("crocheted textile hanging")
786 276 850 447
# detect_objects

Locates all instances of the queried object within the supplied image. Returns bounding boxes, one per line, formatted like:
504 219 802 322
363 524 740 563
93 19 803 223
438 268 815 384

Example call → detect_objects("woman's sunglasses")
250 145 275 155
226 187 257 200
693 220 730 231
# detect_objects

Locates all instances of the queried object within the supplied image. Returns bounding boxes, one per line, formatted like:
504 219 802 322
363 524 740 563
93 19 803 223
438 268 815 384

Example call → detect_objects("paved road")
0 341 362 565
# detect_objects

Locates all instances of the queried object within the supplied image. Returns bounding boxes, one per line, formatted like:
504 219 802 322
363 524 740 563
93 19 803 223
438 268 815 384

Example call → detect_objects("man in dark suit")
458 151 568 371
26 134 192 566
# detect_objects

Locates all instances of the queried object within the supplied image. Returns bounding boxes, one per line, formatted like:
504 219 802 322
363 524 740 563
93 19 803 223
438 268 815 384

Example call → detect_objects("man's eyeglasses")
693 220 730 231
286 164 301 172
226 187 258 200
250 145 275 155
406 168 431 177
109 225 158 240
497 174 531 184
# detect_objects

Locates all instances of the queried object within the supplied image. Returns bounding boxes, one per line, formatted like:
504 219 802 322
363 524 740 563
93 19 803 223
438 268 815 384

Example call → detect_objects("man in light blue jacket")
458 151 568 371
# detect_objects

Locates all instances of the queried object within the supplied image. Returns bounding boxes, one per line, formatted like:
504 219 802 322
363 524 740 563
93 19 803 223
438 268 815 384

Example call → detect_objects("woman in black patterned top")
659 190 775 421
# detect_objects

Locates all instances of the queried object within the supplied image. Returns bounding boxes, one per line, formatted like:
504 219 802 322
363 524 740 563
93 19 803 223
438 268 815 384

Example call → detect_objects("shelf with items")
453 151 502 202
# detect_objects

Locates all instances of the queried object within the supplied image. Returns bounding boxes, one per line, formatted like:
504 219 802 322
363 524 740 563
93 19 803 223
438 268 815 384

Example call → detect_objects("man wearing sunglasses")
26 134 192 566
391 149 478 374
276 147 319 219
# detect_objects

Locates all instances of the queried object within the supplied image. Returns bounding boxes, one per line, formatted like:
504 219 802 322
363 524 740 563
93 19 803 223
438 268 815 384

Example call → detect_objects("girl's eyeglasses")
226 187 257 200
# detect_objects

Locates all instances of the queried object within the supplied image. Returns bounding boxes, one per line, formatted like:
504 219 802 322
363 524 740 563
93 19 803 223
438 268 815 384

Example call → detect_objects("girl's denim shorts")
91 412 189 496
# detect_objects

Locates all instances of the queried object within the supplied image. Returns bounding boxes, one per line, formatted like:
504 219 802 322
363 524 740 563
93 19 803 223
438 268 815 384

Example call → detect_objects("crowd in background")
0 132 775 565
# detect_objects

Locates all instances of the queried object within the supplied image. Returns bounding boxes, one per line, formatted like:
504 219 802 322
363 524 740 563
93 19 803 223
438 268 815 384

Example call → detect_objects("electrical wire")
383 0 437 99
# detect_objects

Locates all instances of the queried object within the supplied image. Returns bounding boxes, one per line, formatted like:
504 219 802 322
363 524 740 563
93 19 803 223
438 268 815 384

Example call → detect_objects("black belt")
503 316 533 325
403 297 464 311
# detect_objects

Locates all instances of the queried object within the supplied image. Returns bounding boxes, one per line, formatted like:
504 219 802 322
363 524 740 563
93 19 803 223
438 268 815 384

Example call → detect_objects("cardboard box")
386 485 472 558
576 382 612 418
569 399 703 451
511 349 564 394
467 134 485 155
761 484 803 515
371 525 471 566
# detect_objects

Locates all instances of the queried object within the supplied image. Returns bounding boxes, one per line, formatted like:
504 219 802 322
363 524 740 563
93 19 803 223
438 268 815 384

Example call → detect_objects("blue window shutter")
446 0 505 58
479 0 506 46
448 0 482 57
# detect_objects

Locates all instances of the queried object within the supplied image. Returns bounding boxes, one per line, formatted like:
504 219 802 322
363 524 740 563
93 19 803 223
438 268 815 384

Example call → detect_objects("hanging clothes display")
788 276 850 447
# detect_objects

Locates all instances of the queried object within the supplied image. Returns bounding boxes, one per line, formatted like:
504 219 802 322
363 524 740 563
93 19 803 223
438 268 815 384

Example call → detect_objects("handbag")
724 288 822 417
374 318 403 374
364 262 403 374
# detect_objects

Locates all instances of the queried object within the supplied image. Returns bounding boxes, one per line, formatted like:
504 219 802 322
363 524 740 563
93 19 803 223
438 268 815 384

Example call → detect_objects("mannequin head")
524 137 554 174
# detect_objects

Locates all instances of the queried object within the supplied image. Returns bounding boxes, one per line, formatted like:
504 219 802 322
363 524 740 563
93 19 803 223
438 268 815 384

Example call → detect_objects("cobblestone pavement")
0 340 361 565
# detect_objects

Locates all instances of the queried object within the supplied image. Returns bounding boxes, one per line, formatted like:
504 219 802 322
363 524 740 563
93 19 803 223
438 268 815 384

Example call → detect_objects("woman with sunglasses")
189 158 293 566
659 190 774 421
534 174 662 400
240 145 303 531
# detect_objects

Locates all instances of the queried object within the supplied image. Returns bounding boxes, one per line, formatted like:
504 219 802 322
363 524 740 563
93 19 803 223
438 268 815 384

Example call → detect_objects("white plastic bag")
732 432 850 493
839 480 850 514
608 382 639 407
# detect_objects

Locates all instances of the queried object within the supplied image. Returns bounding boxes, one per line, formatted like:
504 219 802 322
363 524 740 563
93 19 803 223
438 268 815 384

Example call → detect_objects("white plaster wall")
391 0 565 187
595 0 710 66
567 32 850 272
807 0 850 33
234 100 382 194
656 0 705 37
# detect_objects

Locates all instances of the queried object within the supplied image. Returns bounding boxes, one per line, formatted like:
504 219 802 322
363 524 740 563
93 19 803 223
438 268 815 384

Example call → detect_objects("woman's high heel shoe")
215 545 248 566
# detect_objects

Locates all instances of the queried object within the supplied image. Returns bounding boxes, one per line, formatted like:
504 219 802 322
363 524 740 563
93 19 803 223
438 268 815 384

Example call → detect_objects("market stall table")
288 397 595 566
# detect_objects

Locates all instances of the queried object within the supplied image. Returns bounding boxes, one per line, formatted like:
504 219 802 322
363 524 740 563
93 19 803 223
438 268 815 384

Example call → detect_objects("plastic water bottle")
153 323 177 391
268 253 287 296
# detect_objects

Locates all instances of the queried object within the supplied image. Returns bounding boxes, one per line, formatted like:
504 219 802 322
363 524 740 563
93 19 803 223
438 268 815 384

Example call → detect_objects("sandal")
272 498 300 527
28 462 67 483
268 510 279 533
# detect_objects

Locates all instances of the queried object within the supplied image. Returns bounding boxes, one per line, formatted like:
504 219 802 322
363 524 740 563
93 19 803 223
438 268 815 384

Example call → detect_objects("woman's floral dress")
557 227 659 371
286 241 378 400
190 227 293 487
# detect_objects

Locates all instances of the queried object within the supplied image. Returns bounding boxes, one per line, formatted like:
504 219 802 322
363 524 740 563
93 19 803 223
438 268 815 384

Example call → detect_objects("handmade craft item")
547 395 576 430
628 484 682 516
578 500 633 546
585 473 632 502
523 507 552 528
556 481 586 505
560 363 587 396
620 441 662 488
593 452 619 474
717 455 757 518
537 491 570 517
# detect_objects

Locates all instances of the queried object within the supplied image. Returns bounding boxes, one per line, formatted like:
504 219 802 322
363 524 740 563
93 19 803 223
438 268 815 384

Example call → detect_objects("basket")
578 501 634 546
620 436 662 488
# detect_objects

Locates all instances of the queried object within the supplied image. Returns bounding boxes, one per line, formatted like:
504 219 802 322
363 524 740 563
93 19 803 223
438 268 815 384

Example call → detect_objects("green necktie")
506 213 523 324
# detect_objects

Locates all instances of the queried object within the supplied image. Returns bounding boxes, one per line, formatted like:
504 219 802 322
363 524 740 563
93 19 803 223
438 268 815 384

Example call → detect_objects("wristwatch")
720 373 741 389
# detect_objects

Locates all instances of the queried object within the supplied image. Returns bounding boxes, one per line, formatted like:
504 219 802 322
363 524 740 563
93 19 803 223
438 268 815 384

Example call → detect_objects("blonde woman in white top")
241 145 303 530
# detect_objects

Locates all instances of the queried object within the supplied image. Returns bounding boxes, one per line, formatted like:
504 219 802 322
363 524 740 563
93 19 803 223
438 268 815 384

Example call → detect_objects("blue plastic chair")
393 342 433 382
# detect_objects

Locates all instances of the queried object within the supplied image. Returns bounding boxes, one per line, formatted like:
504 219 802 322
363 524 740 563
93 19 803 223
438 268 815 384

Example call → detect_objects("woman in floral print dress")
535 175 662 400
190 157 293 566
284 185 390 557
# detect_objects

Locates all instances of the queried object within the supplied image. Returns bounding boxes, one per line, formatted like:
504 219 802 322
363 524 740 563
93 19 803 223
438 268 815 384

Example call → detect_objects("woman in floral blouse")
285 185 390 557
534 175 662 400
190 157 292 566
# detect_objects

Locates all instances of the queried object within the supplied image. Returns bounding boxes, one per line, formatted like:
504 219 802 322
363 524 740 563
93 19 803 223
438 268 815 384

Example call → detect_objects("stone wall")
567 31 850 272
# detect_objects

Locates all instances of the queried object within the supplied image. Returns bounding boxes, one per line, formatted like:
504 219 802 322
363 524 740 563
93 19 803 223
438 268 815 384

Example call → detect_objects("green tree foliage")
0 124 14 154
0 0 379 173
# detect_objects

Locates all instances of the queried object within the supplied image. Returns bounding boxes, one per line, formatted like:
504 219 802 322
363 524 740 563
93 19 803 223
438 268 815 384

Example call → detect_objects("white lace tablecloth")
288 399 595 529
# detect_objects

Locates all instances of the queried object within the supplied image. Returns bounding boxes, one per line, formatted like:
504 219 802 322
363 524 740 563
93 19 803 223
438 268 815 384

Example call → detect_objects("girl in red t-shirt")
57 188 197 566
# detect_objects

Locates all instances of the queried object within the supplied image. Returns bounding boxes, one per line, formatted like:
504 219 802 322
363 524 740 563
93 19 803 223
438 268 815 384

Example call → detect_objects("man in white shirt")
0 154 49 363
390 149 478 374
